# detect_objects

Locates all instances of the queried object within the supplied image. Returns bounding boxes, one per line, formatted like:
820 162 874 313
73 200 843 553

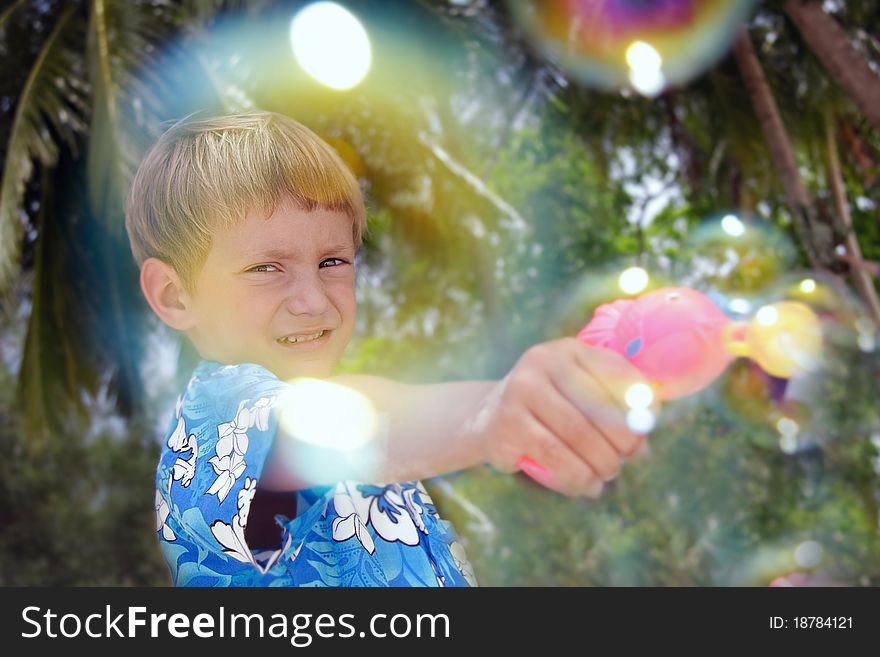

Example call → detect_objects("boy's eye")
248 264 279 273
319 258 347 268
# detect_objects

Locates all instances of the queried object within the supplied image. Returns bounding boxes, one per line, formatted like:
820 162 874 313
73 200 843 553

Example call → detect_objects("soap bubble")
712 272 880 453
508 0 756 95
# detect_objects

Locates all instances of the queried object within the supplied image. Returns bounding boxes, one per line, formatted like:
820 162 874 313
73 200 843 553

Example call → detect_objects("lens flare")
508 0 755 93
278 378 379 450
290 2 372 90
276 378 384 484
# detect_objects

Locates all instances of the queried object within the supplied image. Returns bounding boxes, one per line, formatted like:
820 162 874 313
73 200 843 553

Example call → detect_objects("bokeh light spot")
720 213 745 236
799 278 817 294
776 416 799 438
629 66 666 96
794 541 824 569
756 305 779 327
728 298 752 315
290 2 372 90
619 266 649 295
625 40 663 70
779 433 797 454
625 40 665 96
626 408 656 433
625 382 654 410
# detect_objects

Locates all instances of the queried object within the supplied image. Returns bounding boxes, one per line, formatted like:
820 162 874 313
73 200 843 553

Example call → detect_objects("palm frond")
18 162 97 451
83 0 193 423
0 0 26 29
85 0 182 231
0 5 89 293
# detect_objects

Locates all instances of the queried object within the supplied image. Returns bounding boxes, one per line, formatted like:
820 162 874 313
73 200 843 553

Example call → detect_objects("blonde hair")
125 111 366 289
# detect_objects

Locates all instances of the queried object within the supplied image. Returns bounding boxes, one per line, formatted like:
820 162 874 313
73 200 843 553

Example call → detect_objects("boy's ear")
139 258 196 331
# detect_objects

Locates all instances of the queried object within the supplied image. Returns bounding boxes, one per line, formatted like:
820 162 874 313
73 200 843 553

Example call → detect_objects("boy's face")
185 200 357 380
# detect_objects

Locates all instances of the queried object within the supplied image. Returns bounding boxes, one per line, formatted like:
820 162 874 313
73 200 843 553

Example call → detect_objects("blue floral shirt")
154 361 477 587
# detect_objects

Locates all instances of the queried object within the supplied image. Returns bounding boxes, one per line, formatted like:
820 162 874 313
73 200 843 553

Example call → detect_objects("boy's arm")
259 339 655 497
258 376 497 490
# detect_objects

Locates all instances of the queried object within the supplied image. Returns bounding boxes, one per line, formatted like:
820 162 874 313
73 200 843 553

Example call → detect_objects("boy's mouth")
277 329 329 345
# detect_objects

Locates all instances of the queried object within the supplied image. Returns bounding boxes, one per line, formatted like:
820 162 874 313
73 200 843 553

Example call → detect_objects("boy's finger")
529 391 624 482
548 359 648 456
569 341 665 421
568 343 663 436
518 416 602 497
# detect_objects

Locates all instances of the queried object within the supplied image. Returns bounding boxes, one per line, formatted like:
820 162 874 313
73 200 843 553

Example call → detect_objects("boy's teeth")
280 330 325 344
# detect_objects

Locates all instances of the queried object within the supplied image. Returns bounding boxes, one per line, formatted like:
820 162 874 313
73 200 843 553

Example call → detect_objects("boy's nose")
284 275 331 316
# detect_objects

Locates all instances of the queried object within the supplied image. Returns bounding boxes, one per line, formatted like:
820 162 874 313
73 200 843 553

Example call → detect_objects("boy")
128 111 652 586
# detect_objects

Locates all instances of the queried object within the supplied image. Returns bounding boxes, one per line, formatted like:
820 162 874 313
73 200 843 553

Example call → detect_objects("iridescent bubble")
712 271 880 453
768 570 843 587
676 212 798 299
726 300 823 378
550 260 675 339
507 0 756 94
724 536 842 586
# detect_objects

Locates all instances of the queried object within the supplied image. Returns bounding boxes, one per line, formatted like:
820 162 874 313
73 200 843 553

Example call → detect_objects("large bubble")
676 212 799 303
711 271 880 454
723 537 848 586
550 261 676 339
508 0 756 95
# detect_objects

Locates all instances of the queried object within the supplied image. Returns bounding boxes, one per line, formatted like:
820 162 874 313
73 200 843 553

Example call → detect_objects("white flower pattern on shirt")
206 397 275 503
332 482 430 553
210 476 282 573
154 489 176 541
332 482 376 553
168 396 197 488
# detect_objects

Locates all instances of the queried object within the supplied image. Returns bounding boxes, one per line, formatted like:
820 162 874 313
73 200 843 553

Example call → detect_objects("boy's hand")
467 337 657 498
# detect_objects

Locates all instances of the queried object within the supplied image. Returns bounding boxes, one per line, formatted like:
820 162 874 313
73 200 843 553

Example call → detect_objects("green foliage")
0 288 166 585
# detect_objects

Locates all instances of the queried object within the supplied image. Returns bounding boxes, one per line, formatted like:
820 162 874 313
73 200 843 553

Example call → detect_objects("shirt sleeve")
157 362 292 583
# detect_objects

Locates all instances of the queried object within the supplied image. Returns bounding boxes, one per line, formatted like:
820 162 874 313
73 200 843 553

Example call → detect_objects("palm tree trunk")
732 29 824 269
825 111 880 325
784 0 880 133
